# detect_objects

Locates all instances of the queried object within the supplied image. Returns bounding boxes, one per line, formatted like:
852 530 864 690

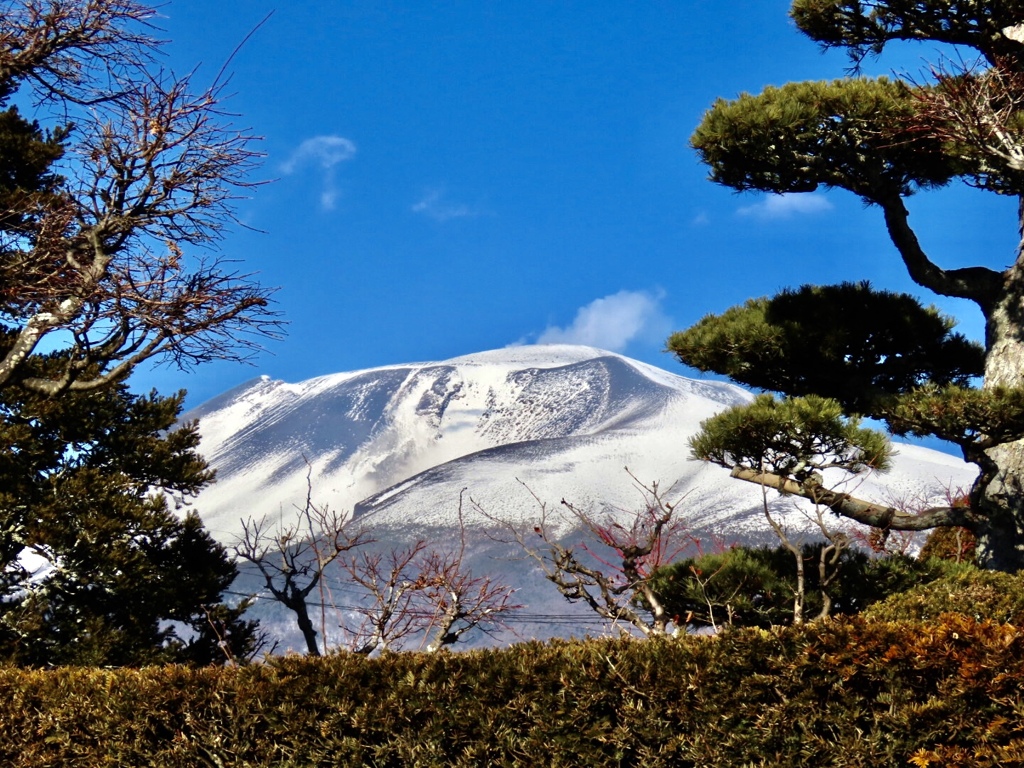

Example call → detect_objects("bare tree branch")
343 493 519 655
877 193 1003 308
0 1 156 105
479 472 695 638
0 1 282 394
234 470 369 656
342 541 427 656
418 491 519 652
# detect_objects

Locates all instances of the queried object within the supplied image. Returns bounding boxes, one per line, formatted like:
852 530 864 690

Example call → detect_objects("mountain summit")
187 345 974 545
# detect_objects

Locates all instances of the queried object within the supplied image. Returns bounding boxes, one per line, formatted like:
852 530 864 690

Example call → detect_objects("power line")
223 588 616 626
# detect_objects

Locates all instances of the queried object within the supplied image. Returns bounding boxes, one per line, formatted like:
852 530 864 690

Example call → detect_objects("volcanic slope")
187 345 975 545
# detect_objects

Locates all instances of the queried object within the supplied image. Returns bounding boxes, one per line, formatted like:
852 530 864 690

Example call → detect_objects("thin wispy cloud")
737 192 832 220
532 290 668 353
281 135 357 210
412 188 478 222
281 135 357 174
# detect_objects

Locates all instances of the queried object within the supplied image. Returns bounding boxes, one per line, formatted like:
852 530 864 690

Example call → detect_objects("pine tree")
673 2 1024 571
0 374 258 666
0 2 267 666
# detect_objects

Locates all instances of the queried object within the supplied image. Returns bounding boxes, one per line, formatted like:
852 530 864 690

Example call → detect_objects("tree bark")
973 263 1024 571
730 467 973 529
878 194 1024 571
286 592 321 657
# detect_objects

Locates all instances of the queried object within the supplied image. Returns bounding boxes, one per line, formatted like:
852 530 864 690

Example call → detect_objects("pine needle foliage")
669 282 983 418
689 393 891 478
674 0 1024 568
790 0 1024 64
0 376 258 666
691 78 957 199
885 384 1024 446
651 546 954 629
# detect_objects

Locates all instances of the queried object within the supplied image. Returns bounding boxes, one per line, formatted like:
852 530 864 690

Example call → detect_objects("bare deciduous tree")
416 495 519 652
234 475 369 657
343 494 519 655
417 550 520 652
910 56 1024 193
342 541 428 655
482 472 695 638
0 1 280 395
238 485 517 656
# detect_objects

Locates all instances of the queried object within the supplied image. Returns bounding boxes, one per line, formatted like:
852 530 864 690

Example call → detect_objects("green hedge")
864 564 1024 624
3 614 1024 767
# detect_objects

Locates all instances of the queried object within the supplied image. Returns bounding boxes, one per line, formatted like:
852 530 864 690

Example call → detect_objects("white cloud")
320 188 338 210
280 135 357 174
737 192 833 220
280 135 357 211
534 290 667 352
412 188 477 222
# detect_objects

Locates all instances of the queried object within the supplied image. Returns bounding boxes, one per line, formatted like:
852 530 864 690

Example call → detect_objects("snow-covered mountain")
188 344 974 544
186 345 977 649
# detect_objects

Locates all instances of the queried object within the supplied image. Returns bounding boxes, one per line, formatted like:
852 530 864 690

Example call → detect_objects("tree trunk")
974 267 1024 571
877 193 1024 570
288 594 321 656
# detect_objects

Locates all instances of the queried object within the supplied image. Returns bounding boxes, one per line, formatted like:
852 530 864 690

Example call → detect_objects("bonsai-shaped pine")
672 1 1024 571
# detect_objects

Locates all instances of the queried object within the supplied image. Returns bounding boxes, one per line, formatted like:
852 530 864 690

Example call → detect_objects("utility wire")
223 588 617 626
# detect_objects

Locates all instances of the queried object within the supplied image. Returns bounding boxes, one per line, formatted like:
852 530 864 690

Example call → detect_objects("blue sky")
132 1 1017 418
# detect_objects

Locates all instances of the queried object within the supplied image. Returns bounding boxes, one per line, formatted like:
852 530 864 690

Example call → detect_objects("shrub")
4 615 1024 766
864 562 1024 623
652 545 956 628
651 545 797 628
919 525 977 564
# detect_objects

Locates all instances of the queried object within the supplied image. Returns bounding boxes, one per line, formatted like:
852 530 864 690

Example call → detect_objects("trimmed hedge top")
3 613 1024 767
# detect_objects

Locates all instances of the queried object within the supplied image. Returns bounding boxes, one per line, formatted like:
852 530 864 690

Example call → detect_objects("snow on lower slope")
188 345 976 547
188 345 983 650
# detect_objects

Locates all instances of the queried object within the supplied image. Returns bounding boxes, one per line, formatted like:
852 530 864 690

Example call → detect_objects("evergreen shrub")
3 614 1024 766
863 563 1024 623
653 546 956 628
